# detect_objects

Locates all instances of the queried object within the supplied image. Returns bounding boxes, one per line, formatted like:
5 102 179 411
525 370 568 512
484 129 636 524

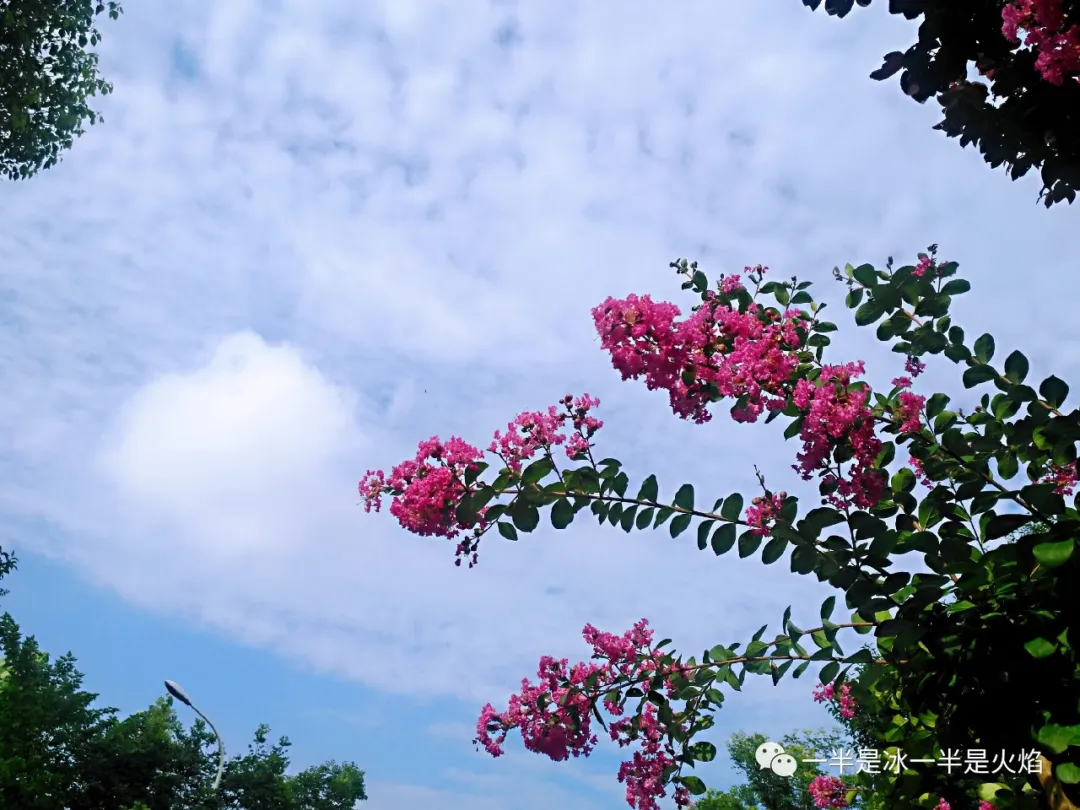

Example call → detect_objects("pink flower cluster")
912 255 937 278
935 800 951 810
491 394 603 471
358 436 483 539
475 619 693 810
359 395 604 563
792 362 885 509
591 288 805 425
1003 0 1080 85
813 681 857 719
746 492 786 536
808 775 848 808
1043 461 1079 496
905 356 926 377
896 391 927 434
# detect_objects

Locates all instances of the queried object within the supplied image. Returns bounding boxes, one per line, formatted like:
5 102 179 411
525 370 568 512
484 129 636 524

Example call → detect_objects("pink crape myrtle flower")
359 394 604 566
813 681 857 719
746 492 785 536
1003 0 1080 84
905 355 926 377
935 800 951 810
611 703 692 810
1043 461 1079 496
720 275 743 294
476 620 694 810
896 391 926 434
808 775 849 808
591 291 806 424
912 255 937 277
491 393 604 471
791 362 885 509
358 436 483 539
979 802 996 810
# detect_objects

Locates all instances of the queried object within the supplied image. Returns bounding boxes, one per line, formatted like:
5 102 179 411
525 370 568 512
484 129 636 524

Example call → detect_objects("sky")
1 1 1079 808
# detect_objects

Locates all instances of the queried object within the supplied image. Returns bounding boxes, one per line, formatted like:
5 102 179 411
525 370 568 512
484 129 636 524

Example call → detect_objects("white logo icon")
755 741 798 777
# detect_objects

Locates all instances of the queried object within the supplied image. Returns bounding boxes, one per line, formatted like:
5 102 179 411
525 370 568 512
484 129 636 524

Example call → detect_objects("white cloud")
3 0 1080 807
99 332 359 557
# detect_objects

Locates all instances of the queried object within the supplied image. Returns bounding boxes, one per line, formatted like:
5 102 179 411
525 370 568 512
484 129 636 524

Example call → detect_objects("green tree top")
1 0 124 180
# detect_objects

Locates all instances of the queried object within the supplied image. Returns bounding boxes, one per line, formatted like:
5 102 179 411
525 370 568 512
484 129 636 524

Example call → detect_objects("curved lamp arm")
164 679 226 791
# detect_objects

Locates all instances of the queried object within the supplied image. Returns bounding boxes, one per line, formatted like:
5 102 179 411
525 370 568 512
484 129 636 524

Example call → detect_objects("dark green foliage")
802 0 1080 207
1 0 123 179
0 553 367 809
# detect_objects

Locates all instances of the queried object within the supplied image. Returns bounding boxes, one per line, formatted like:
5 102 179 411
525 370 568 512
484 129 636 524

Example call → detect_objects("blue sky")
2 1 1079 808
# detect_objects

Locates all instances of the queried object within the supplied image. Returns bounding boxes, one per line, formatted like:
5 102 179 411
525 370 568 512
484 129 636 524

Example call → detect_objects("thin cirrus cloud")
1 0 1079 807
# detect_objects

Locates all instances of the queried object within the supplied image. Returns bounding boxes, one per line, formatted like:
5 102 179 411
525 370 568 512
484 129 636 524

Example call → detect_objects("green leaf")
620 505 638 532
944 344 971 364
670 513 693 538
854 300 884 326
983 513 1030 540
681 776 707 796
497 522 518 541
784 415 805 440
1024 637 1057 658
819 661 840 684
697 519 713 550
654 507 674 528
521 457 554 484
761 535 787 564
1004 350 1029 384
852 264 877 286
963 365 997 388
977 784 1010 802
1034 539 1075 567
821 596 836 621
941 279 970 296
637 474 659 503
845 288 864 308
636 507 655 530
925 393 950 419
711 523 737 555
738 530 762 558
720 494 743 521
673 484 695 511
791 545 816 575
974 333 995 363
512 503 540 532
1057 764 1080 784
997 452 1019 480
1037 724 1074 754
550 499 574 529
1040 375 1069 408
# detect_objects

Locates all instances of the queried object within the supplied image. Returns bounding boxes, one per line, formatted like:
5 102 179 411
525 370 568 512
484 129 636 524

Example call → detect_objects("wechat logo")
755 741 798 777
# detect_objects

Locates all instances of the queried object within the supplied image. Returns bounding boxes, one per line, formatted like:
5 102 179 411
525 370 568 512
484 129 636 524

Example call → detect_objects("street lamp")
164 679 225 791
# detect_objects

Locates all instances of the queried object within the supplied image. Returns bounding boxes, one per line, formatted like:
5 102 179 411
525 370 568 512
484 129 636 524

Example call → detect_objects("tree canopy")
0 548 367 810
803 0 1080 207
0 0 123 180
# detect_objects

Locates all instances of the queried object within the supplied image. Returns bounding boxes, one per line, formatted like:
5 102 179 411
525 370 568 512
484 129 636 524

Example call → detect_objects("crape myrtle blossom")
790 362 885 510
475 619 693 810
590 268 803 426
808 775 849 808
812 680 857 719
1002 0 1080 85
359 394 603 566
358 254 1025 809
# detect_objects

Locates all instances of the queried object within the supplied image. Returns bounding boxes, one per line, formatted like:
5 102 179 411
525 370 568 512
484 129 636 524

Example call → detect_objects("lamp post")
164 679 225 791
